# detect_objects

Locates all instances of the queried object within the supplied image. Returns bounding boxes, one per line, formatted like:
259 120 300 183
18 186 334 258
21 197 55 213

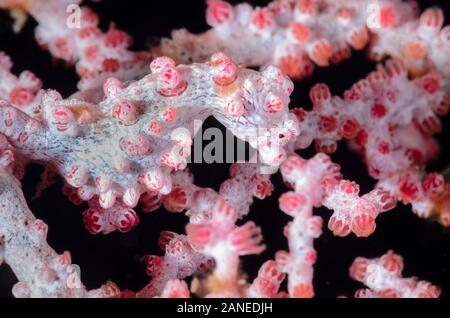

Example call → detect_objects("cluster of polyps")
377 169 448 223
432 171 450 225
293 60 448 157
369 5 450 80
291 59 449 223
139 163 273 219
162 0 441 79
349 250 441 298
0 53 42 117
138 231 212 298
185 198 265 297
0 0 447 298
0 166 122 297
165 0 450 227
163 0 372 78
184 198 286 298
0 52 296 232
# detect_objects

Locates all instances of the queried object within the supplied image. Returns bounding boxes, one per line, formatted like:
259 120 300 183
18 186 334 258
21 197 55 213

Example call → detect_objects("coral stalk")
0 54 297 213
0 167 118 297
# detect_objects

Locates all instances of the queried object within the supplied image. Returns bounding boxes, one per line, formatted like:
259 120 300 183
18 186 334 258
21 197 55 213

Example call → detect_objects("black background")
0 0 449 298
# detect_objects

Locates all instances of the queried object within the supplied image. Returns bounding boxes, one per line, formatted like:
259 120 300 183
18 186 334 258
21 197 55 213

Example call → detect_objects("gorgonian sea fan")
0 0 448 298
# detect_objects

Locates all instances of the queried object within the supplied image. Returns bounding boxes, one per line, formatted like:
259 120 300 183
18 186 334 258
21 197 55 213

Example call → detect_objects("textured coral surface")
0 0 449 298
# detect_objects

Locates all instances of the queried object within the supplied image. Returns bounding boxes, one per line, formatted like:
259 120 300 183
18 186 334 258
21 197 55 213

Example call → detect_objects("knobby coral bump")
0 0 448 298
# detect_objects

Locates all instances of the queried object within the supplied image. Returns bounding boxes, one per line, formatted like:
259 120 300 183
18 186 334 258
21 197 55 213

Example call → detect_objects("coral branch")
0 52 42 117
145 163 273 218
349 250 441 298
322 180 397 237
277 153 331 297
0 0 151 91
292 59 447 224
161 0 377 78
186 198 265 297
246 260 285 298
277 152 395 297
0 54 297 213
280 153 396 239
137 231 211 298
162 0 450 84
